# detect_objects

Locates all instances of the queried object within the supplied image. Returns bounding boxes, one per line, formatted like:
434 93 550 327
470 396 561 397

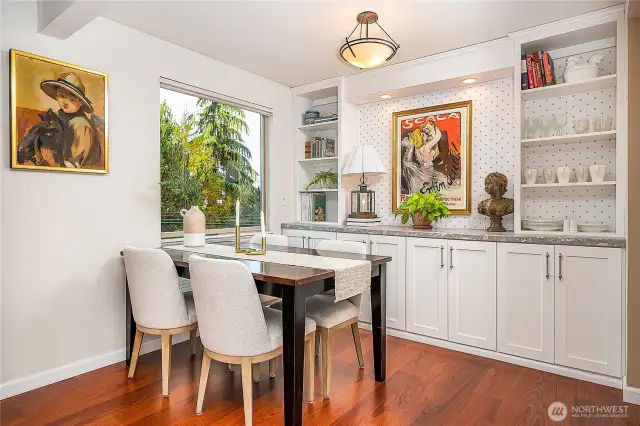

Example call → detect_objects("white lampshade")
342 145 386 175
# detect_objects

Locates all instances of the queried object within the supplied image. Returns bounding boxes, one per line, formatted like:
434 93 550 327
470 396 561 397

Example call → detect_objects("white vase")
181 206 206 247
556 167 572 184
524 169 538 185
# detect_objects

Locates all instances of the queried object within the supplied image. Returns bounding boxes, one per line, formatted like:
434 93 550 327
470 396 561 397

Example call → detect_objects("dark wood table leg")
125 277 136 367
281 285 306 426
371 263 387 382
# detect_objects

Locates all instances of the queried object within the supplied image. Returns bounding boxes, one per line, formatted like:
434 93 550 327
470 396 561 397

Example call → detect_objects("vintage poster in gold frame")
10 49 109 173
392 100 472 214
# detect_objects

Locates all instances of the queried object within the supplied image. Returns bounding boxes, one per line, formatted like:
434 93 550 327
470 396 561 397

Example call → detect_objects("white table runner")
170 244 372 302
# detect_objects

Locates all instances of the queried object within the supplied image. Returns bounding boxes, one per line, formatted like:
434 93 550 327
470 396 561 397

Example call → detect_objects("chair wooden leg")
269 358 277 378
196 351 211 415
321 328 332 399
190 329 198 356
240 358 253 426
127 329 143 379
306 332 315 403
351 323 364 368
252 364 260 383
315 332 320 357
161 330 171 397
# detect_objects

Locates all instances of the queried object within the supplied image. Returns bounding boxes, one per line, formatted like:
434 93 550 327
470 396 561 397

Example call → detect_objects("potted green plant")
305 169 338 191
395 192 451 229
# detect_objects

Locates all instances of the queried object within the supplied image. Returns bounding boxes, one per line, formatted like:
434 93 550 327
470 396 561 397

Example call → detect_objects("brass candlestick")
235 225 251 253
245 237 266 255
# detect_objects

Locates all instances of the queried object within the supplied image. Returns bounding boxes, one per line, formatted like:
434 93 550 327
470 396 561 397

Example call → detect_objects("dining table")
123 242 391 426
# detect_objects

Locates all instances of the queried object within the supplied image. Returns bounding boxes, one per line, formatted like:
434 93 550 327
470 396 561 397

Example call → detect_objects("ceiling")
100 0 622 87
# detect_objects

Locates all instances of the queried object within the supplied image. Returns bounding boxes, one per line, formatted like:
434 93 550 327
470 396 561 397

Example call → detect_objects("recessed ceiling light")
380 94 392 99
462 78 477 84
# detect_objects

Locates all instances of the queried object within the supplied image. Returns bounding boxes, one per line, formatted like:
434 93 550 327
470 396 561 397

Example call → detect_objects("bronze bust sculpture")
477 172 514 232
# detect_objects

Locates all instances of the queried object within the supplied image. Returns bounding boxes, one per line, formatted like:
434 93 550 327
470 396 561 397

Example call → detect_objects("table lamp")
342 145 386 219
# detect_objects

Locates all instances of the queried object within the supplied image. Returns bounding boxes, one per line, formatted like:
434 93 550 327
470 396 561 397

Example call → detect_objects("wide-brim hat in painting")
41 72 94 113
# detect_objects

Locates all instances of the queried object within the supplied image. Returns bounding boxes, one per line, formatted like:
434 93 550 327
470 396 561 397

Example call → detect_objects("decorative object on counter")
556 167 572 184
563 219 570 232
522 218 563 232
340 11 400 69
569 220 578 232
346 217 381 227
180 206 206 247
477 172 514 232
395 192 451 230
578 223 610 233
342 145 386 219
543 168 557 184
524 168 538 185
300 192 327 222
10 50 108 173
392 100 472 215
563 53 604 83
574 166 590 183
305 169 338 191
589 165 606 183
573 118 590 134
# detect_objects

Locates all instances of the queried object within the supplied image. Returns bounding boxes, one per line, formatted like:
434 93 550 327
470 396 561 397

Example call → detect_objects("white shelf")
298 157 338 164
521 130 616 146
521 181 616 188
297 120 339 132
521 74 616 101
298 189 339 193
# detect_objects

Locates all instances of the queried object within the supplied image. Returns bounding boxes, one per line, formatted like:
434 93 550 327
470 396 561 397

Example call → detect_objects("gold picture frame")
392 100 472 215
10 49 109 173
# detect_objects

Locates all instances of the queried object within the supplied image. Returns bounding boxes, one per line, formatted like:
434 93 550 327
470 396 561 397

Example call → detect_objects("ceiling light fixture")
462 78 477 84
380 94 392 99
340 11 400 69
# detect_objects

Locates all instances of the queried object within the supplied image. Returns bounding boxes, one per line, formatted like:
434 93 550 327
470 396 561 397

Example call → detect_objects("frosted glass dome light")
339 11 399 70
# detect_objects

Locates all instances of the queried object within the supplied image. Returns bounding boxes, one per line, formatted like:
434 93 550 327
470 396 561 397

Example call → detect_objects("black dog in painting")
16 109 69 167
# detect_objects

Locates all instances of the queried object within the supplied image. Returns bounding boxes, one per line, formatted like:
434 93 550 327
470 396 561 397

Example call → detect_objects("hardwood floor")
2 329 639 425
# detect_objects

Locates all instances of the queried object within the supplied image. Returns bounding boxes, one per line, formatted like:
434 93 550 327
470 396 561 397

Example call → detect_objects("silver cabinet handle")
440 246 444 267
362 240 366 244
449 246 454 269
301 236 305 248
545 252 550 279
558 253 563 280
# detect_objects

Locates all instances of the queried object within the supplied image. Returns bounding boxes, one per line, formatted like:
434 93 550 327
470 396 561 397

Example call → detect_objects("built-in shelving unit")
298 189 339 193
297 120 339 132
297 157 338 164
510 7 626 236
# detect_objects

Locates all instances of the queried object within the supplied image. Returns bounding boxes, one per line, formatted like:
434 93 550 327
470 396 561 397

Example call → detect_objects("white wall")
0 1 293 396
357 78 516 230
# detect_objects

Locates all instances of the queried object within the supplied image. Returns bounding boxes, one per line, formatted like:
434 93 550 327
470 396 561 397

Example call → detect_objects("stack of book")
305 137 336 159
521 51 556 90
308 113 338 124
300 192 326 222
346 217 382 227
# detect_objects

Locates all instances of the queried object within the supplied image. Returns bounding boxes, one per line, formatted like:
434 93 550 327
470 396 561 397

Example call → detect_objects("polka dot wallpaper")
359 78 516 230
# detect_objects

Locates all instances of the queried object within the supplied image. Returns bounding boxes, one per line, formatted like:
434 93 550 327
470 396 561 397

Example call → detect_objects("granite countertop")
281 222 626 248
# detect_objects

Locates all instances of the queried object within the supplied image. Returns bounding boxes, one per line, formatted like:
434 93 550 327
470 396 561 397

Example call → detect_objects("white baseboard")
623 377 640 405
0 333 193 400
359 322 622 389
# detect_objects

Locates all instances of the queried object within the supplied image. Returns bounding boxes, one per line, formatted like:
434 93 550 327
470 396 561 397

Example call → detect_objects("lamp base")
349 213 378 219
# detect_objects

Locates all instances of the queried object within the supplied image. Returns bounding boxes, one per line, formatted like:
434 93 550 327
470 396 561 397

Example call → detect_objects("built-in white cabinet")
447 241 497 351
282 229 336 249
554 246 622 377
405 237 448 339
497 243 555 363
336 232 370 250
369 235 406 331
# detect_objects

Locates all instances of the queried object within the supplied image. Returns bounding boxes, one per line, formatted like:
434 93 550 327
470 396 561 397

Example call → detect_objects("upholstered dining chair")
189 255 317 422
271 239 367 399
123 246 198 397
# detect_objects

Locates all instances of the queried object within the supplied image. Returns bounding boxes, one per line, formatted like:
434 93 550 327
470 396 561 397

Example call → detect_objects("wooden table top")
160 243 391 286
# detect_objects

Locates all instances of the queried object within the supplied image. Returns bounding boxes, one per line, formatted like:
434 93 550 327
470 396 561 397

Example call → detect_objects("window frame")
159 78 269 240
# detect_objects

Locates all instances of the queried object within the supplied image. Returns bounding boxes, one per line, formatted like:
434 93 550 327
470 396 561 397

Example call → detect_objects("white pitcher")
181 206 206 247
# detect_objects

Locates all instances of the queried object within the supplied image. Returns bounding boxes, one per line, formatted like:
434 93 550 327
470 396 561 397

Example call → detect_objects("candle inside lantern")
260 211 266 238
235 199 240 226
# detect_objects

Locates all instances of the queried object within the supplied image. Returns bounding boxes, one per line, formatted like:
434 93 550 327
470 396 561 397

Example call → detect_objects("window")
160 85 265 238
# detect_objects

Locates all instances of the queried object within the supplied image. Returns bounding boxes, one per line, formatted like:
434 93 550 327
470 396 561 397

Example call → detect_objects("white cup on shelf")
589 165 606 183
524 169 538 185
543 168 557 184
569 220 578 232
574 166 590 183
556 167 572 184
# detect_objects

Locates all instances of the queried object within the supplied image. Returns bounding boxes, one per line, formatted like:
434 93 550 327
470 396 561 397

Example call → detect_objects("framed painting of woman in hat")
10 49 108 173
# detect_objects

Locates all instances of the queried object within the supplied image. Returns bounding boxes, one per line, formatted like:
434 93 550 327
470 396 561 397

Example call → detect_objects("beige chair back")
315 239 368 309
249 233 289 246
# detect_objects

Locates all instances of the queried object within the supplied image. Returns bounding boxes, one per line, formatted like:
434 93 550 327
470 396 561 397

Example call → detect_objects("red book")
526 55 535 88
532 52 543 87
